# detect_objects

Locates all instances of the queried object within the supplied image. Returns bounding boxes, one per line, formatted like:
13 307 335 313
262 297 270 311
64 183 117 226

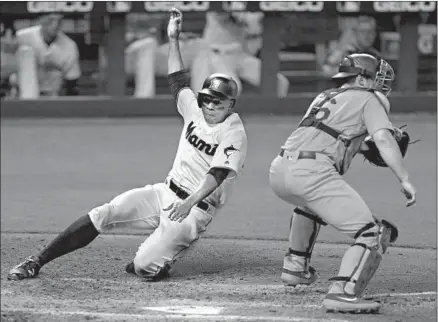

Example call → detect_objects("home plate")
143 305 224 315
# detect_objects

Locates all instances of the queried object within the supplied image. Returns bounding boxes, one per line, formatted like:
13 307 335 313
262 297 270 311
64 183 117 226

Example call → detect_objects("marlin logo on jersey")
185 121 218 156
224 145 239 158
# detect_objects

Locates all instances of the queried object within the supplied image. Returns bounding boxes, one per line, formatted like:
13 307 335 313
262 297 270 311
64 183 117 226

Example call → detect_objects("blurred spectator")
123 13 203 97
15 13 81 98
322 16 380 79
191 12 289 97
233 12 264 56
1 21 19 99
123 12 289 98
97 13 203 97
123 13 162 97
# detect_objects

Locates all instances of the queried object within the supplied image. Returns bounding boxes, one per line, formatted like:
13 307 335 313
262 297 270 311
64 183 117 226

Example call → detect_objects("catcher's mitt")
362 125 416 167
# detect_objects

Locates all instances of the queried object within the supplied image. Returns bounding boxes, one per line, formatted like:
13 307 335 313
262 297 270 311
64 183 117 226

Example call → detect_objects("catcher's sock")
37 214 99 267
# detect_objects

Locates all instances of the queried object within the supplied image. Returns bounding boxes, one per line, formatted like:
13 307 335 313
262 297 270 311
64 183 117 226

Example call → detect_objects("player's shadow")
161 241 285 279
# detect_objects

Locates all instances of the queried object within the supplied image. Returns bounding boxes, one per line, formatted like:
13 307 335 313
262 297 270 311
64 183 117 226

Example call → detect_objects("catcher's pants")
269 152 375 236
88 179 215 278
270 151 385 295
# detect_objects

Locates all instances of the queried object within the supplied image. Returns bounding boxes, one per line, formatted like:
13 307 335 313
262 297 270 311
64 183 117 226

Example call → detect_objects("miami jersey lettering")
168 88 247 207
185 121 218 156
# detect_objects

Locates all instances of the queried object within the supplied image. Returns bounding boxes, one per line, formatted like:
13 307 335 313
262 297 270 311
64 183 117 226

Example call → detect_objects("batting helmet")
197 73 239 107
332 53 395 95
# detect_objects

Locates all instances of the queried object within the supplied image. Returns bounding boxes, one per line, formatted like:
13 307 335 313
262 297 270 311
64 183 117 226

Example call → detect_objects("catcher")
269 53 416 313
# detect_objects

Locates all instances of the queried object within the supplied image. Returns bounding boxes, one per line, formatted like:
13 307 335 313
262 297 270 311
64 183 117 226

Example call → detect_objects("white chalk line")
0 307 348 322
1 285 320 310
366 291 437 298
58 277 437 299
143 305 224 315
3 277 434 322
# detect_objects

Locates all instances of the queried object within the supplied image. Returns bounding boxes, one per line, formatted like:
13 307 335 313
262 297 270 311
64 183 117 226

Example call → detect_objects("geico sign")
259 1 324 12
222 1 247 11
374 1 436 12
144 1 209 12
27 1 94 13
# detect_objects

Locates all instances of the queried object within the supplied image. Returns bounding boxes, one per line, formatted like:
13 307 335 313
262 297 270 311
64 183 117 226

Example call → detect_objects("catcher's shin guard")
282 208 325 286
328 219 398 297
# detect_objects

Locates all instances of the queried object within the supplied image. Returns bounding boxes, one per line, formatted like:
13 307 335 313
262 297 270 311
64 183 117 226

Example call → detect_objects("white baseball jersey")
167 88 247 208
16 25 81 94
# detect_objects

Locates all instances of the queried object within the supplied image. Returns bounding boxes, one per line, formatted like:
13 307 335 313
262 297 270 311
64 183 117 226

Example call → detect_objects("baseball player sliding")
269 53 416 313
8 8 247 282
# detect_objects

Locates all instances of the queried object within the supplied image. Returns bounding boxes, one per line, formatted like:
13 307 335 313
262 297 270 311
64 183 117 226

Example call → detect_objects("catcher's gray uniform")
270 75 399 312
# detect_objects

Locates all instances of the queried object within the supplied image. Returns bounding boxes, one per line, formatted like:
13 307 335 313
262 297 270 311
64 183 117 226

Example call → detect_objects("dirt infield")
1 234 436 322
1 115 437 321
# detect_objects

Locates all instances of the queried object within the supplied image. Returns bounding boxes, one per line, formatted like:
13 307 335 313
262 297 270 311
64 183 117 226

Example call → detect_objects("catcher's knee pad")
375 217 399 253
87 203 113 233
355 219 398 254
330 219 398 297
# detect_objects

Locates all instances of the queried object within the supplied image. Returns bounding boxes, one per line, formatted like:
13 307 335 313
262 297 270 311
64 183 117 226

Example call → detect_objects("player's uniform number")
300 103 332 127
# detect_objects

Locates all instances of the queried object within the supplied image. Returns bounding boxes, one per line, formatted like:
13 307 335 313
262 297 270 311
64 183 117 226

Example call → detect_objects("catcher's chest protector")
298 87 374 174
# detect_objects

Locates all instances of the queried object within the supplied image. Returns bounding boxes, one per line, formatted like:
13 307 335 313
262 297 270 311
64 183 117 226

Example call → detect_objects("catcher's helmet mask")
332 53 395 96
198 73 238 109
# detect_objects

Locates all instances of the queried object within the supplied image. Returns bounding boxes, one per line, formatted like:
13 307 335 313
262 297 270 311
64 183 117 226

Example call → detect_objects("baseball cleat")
152 264 171 281
281 265 317 286
8 256 41 281
125 261 135 275
125 262 171 281
322 293 381 314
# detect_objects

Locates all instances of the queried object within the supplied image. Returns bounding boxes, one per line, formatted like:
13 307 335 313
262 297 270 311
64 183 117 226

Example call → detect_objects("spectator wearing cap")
16 13 81 98
322 16 380 79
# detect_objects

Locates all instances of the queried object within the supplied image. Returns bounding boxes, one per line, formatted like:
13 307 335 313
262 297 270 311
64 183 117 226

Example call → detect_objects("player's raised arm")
166 8 198 118
167 8 185 74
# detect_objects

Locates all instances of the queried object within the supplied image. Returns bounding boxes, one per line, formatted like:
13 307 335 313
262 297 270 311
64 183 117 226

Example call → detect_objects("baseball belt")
279 149 317 160
168 179 210 212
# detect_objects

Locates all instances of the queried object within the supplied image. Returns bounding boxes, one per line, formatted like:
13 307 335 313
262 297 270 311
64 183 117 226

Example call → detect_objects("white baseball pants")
88 180 215 278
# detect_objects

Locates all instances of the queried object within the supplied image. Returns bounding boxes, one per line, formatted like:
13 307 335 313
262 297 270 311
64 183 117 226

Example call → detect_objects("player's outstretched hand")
168 8 182 40
165 200 192 223
400 180 416 207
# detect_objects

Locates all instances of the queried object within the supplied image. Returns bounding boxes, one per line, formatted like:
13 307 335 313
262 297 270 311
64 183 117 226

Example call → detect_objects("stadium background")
1 2 436 321
0 1 436 108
